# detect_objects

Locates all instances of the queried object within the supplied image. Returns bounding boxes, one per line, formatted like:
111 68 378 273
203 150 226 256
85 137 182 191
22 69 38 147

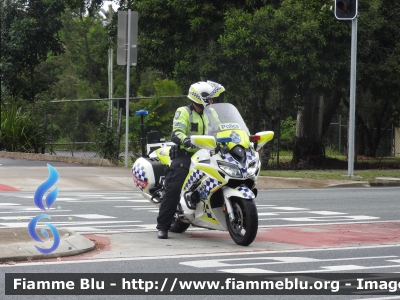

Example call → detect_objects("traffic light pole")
347 16 358 176
125 9 132 167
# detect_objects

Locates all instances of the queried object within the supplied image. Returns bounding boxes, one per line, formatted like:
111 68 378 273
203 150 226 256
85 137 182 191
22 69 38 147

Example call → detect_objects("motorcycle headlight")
217 161 242 178
247 159 259 176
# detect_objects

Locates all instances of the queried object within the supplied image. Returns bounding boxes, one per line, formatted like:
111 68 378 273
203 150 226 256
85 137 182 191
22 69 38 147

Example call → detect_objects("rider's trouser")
156 154 191 231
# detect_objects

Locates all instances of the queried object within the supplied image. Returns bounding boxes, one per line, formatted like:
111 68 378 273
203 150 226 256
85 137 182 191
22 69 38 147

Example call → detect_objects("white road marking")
259 215 379 222
220 268 276 273
0 214 116 220
180 256 397 268
321 265 364 271
126 200 150 203
2 244 400 268
219 263 400 274
269 207 310 211
0 220 141 228
60 200 138 203
181 257 320 268
360 296 400 300
87 224 147 228
308 211 347 215
0 203 21 206
0 210 72 214
294 264 400 273
259 220 400 228
102 197 132 199
257 211 348 216
114 206 155 208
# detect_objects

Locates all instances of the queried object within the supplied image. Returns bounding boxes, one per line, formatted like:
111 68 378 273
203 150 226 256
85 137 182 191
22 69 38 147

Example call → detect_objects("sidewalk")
0 228 95 264
1 153 399 264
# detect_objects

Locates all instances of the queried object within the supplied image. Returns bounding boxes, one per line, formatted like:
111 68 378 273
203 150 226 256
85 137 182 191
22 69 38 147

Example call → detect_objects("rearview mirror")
191 135 216 150
254 131 274 151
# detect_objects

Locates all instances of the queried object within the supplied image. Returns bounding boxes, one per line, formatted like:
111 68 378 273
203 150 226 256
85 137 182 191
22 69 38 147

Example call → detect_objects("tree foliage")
349 0 400 157
1 0 400 162
1 0 66 102
51 7 110 100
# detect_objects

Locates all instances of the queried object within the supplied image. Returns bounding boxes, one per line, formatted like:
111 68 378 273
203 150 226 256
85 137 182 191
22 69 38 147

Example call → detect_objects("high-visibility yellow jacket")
171 104 219 153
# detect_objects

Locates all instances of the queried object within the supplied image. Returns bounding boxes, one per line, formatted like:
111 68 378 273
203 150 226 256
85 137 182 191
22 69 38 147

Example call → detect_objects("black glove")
169 144 179 160
183 138 194 149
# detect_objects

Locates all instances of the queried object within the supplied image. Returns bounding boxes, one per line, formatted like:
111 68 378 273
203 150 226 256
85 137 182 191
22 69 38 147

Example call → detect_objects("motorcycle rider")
156 80 225 239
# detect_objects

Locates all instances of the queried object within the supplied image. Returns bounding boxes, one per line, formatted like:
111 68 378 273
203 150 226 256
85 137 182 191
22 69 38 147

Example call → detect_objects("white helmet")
187 80 225 107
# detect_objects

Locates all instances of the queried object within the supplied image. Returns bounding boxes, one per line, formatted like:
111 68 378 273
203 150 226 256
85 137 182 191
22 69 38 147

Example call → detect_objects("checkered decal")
220 152 248 177
132 163 149 191
246 148 256 161
204 203 215 220
219 148 257 178
236 186 255 199
199 178 222 199
184 170 206 190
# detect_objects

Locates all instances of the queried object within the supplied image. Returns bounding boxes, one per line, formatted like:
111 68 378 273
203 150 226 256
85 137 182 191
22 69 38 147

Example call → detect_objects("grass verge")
260 170 400 182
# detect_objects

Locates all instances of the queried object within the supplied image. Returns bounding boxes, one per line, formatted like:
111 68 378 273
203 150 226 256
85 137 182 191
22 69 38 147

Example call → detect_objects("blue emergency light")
135 110 149 116
217 137 232 143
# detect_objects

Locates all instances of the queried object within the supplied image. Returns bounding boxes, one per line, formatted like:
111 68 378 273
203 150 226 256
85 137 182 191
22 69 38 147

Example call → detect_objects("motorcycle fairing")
216 129 251 149
222 185 255 200
219 149 257 178
155 148 170 166
194 164 227 183
184 169 206 190
132 162 149 191
198 177 223 200
236 186 255 199
202 203 219 224
245 147 257 161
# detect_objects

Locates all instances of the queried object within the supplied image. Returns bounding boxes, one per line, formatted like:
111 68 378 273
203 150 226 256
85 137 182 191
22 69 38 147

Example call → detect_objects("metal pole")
109 6 114 127
339 114 341 154
107 46 112 127
110 46 113 125
347 17 358 176
140 115 146 157
125 9 132 167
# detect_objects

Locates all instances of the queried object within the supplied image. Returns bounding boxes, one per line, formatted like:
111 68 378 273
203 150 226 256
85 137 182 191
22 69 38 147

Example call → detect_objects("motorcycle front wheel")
226 197 258 246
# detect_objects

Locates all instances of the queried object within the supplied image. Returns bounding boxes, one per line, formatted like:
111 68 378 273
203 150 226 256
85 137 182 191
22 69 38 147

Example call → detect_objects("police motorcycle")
132 103 274 246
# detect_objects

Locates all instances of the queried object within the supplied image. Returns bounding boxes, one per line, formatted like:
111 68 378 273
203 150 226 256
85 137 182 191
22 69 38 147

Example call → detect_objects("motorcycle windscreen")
203 103 250 137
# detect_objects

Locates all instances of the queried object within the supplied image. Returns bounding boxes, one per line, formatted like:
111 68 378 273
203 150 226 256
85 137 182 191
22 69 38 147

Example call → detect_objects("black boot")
157 230 168 239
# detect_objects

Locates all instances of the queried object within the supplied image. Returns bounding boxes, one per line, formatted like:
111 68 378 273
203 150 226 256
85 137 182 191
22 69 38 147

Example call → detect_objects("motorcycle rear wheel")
226 197 258 246
169 217 190 233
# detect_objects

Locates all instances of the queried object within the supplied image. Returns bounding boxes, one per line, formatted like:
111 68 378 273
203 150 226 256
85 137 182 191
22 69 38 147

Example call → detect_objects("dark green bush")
0 105 44 152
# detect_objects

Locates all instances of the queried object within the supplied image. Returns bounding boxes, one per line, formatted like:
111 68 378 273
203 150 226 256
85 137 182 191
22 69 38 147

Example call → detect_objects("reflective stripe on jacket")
171 105 213 153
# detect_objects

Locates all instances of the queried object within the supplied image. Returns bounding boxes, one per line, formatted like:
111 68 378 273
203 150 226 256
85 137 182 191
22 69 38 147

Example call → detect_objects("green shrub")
94 122 119 162
0 105 44 152
280 116 296 150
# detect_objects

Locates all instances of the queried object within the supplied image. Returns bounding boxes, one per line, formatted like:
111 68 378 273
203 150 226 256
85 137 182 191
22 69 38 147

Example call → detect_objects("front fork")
224 199 235 221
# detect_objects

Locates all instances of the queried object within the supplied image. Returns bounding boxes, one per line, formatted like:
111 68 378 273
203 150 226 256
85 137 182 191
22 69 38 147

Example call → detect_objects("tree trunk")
256 90 274 169
29 59 35 103
293 92 341 163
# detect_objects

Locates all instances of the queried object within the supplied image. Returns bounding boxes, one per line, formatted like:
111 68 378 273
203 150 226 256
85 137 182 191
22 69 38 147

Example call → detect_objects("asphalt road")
0 188 398 234
1 157 400 299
